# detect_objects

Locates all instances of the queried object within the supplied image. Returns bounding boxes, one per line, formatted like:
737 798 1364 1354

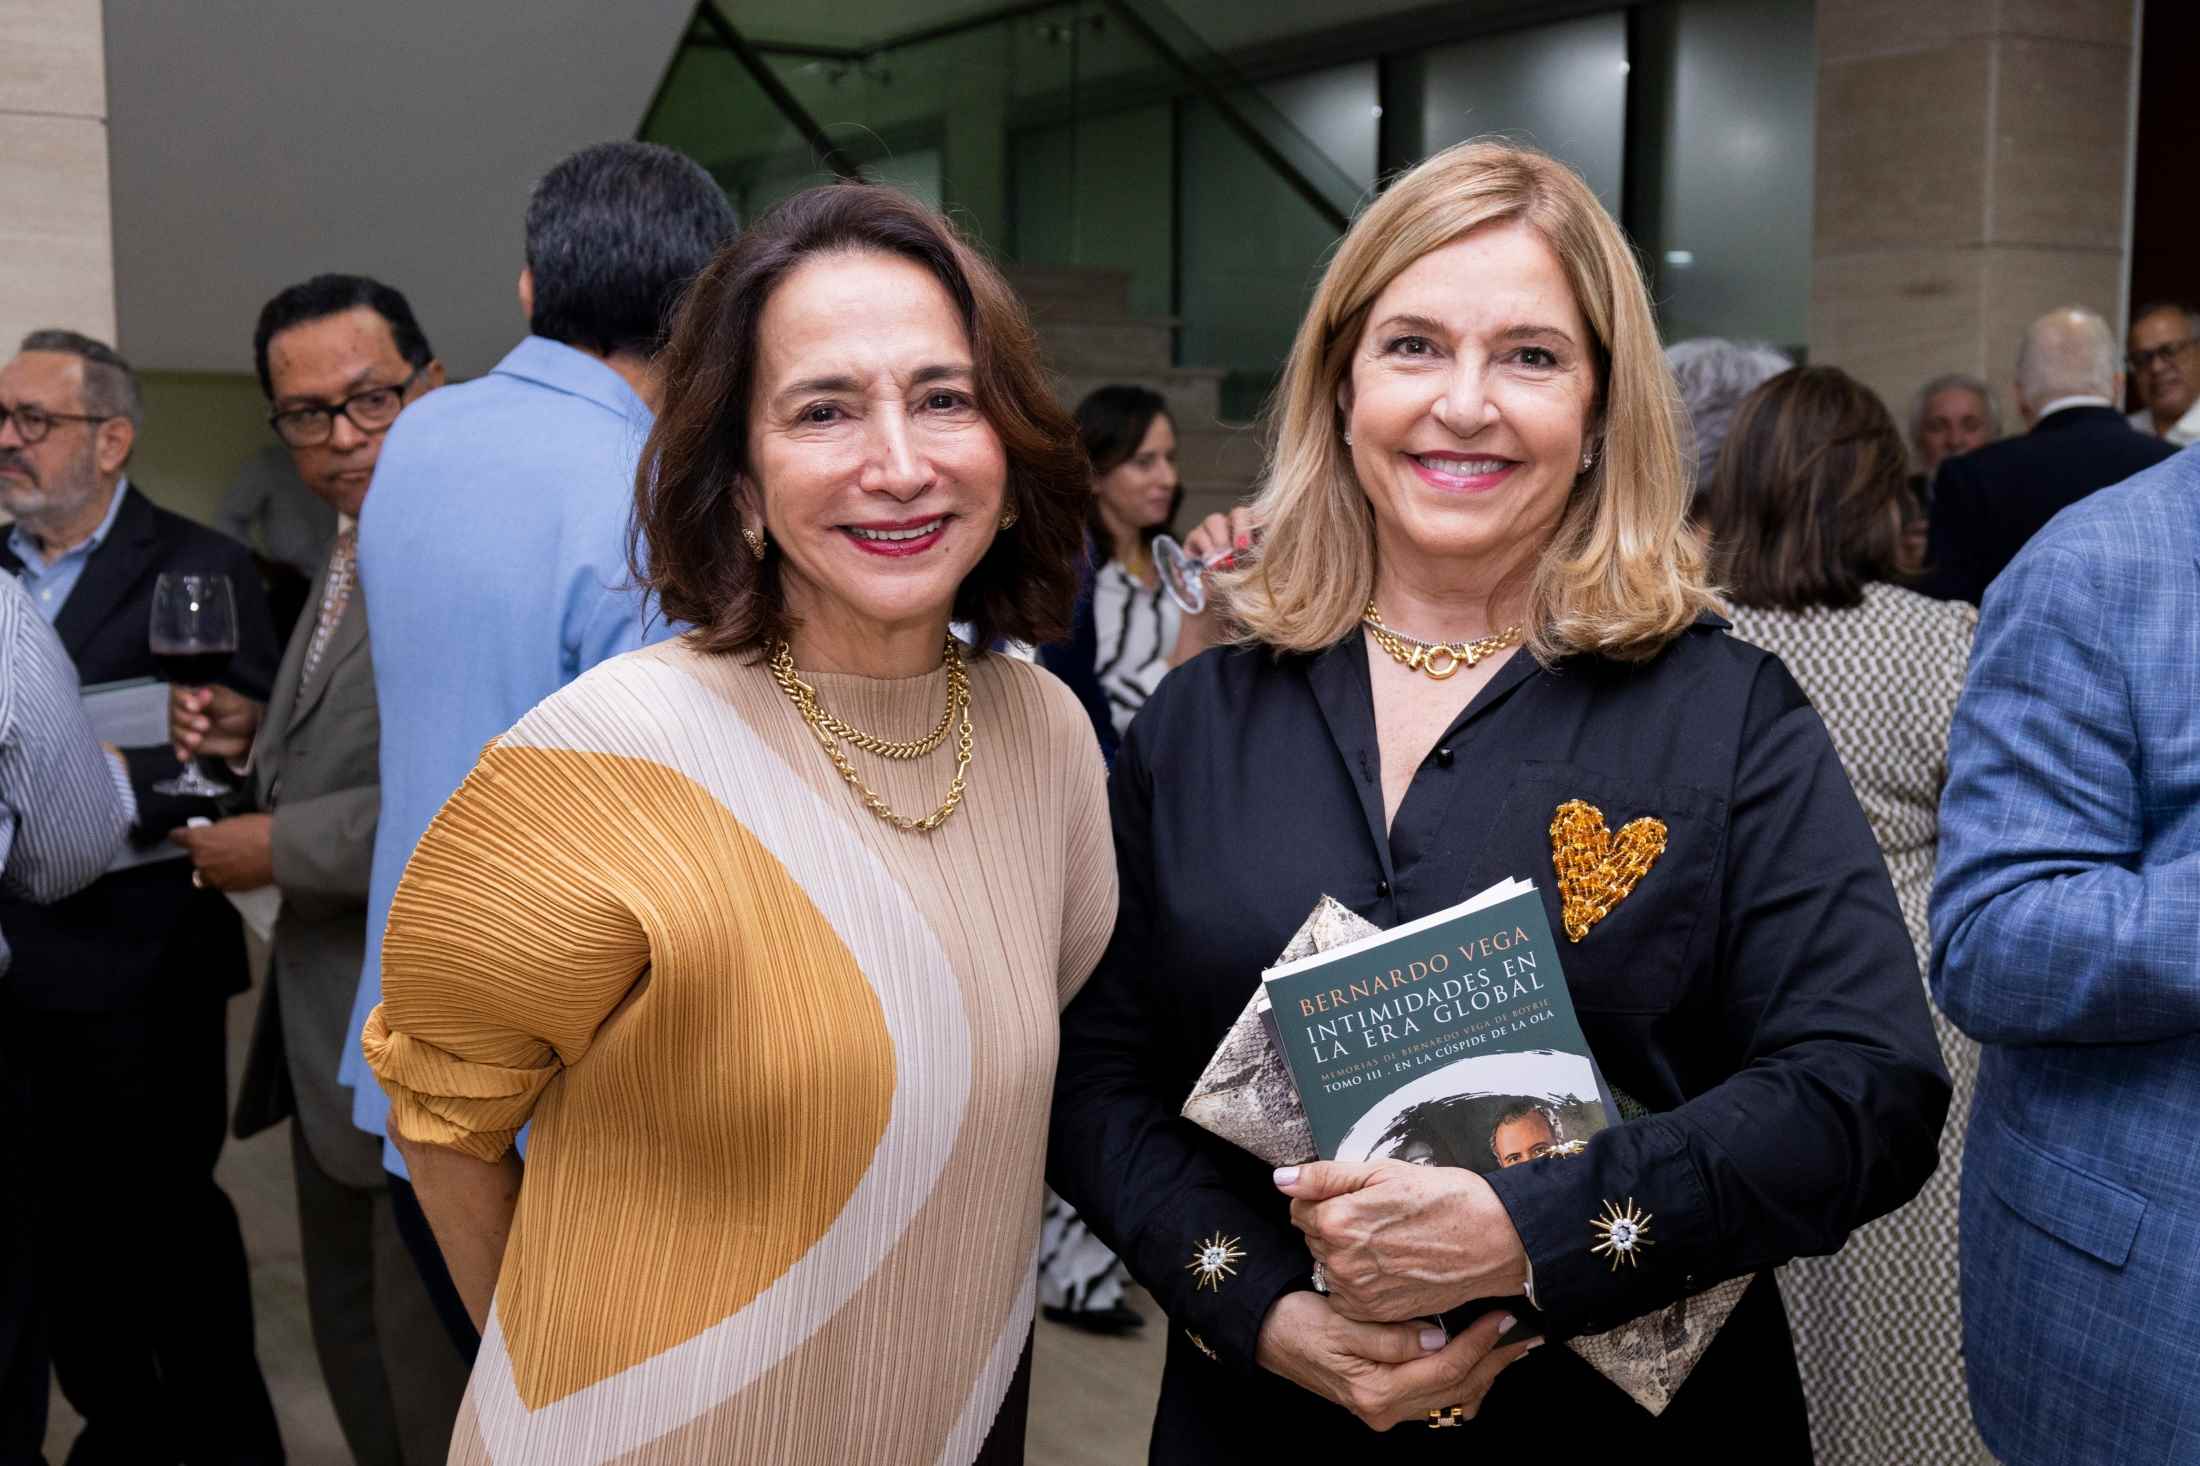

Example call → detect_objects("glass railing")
641 0 1367 431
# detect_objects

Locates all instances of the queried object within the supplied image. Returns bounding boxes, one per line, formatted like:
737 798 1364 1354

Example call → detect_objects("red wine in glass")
153 649 234 688
149 572 239 798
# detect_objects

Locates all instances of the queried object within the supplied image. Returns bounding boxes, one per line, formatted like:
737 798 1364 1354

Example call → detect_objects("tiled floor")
44 987 1166 1464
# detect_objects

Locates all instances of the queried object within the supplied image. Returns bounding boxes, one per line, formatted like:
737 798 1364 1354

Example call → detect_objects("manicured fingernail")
1497 1314 1517 1336
1524 1337 1547 1351
1272 1166 1299 1188
1419 1327 1446 1352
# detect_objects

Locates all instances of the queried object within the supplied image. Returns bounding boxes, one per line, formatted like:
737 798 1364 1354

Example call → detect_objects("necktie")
301 527 356 687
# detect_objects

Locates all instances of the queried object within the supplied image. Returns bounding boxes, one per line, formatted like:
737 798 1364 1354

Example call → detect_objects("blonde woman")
1047 141 1949 1456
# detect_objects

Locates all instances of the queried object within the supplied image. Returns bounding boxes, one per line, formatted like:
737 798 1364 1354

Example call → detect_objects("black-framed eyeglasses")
268 364 425 448
0 402 116 446
2127 337 2197 373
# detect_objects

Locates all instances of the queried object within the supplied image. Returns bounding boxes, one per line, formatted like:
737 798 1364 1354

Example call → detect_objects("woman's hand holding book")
1276 1159 1530 1323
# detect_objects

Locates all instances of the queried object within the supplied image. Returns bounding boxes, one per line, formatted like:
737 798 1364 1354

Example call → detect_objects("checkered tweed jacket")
1930 447 2200 1465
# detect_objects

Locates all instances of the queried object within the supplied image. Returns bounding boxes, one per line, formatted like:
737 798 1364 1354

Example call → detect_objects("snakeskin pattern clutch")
1178 895 1750 1416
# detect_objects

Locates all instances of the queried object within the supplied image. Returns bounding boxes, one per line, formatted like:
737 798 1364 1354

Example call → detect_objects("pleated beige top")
363 638 1117 1465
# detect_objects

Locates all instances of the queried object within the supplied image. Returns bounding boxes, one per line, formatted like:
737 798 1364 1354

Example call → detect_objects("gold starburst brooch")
1545 1139 1587 1159
1186 1233 1246 1291
1589 1198 1653 1270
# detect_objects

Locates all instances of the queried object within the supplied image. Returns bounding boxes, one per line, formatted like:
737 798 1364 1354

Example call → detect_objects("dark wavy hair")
632 182 1088 657
1703 365 1921 611
1075 383 1179 558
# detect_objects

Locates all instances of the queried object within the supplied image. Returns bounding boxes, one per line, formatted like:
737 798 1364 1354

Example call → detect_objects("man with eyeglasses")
2124 301 2200 445
167 274 467 1466
0 328 283 1462
1924 306 2178 605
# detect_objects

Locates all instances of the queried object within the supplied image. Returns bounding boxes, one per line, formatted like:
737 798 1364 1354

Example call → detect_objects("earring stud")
1343 430 1354 446
742 526 766 561
998 508 1019 530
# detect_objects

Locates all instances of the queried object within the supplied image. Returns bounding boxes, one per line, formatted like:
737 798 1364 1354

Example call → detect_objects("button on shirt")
7 478 129 622
335 337 677 1175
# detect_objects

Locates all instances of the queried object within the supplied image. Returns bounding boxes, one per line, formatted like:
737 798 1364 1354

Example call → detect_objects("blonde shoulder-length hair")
1219 139 1717 663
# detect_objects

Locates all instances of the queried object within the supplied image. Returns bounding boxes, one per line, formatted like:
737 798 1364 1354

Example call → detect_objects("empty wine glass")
1151 534 1245 616
149 572 239 797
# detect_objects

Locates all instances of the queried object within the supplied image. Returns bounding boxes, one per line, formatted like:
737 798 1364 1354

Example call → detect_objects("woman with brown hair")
360 183 1115 1465
1047 141 1948 1456
1703 364 1987 1463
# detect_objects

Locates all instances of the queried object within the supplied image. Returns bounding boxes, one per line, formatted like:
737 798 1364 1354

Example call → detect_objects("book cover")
1261 880 1614 1170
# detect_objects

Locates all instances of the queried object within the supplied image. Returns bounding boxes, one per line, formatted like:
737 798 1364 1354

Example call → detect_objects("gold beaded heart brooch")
1549 799 1668 942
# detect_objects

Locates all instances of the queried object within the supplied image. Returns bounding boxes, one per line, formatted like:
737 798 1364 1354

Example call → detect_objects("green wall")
1010 103 1175 321
131 371 271 527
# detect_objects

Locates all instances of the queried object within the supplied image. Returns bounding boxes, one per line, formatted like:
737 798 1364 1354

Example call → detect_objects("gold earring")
998 508 1019 530
743 527 766 561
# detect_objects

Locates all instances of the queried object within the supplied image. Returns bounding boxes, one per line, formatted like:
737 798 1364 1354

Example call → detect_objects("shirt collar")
2034 395 2113 423
489 336 651 424
7 475 129 568
2169 399 2200 446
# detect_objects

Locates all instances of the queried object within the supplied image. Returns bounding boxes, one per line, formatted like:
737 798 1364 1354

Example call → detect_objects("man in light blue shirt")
337 140 735 1349
6 472 128 623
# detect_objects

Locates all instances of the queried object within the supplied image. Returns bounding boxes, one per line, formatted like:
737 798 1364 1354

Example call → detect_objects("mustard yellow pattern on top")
375 743 896 1408
364 640 1117 1465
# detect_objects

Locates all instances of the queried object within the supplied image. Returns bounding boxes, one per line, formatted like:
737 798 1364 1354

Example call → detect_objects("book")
1177 887 1754 1417
1260 878 1615 1170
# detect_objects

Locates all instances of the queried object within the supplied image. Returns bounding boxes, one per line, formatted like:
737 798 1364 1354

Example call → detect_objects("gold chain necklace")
768 637 974 833
1361 601 1521 680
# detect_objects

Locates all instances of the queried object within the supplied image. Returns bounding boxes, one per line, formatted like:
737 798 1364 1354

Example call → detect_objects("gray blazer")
232 546 385 1189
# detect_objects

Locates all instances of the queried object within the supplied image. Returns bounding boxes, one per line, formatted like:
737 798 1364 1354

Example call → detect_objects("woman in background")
1079 385 1199 738
1702 364 1987 1465
1035 383 1194 1335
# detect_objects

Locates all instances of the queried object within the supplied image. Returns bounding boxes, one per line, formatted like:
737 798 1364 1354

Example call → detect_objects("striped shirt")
0 572 133 974
1092 558 1183 738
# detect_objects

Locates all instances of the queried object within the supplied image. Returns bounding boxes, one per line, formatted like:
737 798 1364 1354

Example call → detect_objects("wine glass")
149 572 239 797
1150 534 1245 616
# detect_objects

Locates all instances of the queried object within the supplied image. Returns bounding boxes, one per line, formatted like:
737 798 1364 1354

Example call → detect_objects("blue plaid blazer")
1930 448 2200 1464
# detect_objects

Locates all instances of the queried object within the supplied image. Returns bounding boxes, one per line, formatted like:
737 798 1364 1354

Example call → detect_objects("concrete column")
0 0 116 348
1809 0 2140 422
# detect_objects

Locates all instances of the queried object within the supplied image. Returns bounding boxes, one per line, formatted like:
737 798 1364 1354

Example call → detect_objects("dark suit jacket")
1049 621 1949 1457
1922 405 2177 604
0 484 278 1012
231 544 385 1187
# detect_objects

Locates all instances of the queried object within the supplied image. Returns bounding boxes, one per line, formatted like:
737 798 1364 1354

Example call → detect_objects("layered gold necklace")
768 636 973 833
1361 601 1522 680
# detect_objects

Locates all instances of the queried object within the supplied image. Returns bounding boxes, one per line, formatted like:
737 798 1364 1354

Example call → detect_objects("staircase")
1005 264 1265 529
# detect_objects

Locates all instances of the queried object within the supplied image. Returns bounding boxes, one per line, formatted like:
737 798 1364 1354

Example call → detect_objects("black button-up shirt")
1049 616 1949 1456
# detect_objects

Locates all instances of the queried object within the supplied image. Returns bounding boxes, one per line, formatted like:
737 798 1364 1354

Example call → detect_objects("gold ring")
191 870 206 889
1427 1405 1466 1428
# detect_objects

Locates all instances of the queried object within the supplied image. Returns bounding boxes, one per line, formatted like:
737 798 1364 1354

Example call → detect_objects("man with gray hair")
1665 337 1793 491
1923 306 2177 605
1910 372 2002 478
0 329 283 1461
